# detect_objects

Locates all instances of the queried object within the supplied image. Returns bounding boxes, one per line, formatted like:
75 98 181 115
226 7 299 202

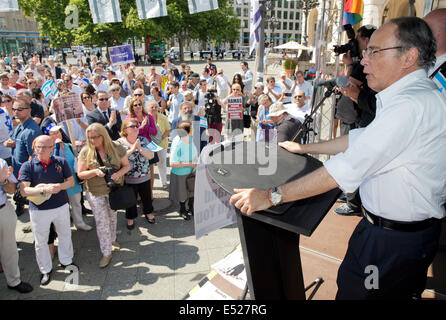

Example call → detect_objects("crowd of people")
0 50 314 292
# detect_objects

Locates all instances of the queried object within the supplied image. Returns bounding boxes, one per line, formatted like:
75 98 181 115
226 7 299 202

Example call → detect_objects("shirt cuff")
324 153 361 194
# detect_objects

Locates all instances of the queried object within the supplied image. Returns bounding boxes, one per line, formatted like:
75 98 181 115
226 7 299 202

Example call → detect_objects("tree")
19 0 239 61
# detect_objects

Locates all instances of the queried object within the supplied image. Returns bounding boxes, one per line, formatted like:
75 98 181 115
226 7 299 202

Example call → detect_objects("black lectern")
206 141 341 299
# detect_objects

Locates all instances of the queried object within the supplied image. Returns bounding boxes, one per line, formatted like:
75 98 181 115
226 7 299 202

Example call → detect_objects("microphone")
315 75 349 88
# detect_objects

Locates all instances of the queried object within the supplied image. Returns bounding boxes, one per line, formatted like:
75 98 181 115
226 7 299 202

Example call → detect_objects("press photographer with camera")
203 85 222 144
333 24 377 217
77 123 130 268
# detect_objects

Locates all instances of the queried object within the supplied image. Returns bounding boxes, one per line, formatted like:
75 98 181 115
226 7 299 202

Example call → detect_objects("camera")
100 167 119 189
204 89 222 125
333 24 360 58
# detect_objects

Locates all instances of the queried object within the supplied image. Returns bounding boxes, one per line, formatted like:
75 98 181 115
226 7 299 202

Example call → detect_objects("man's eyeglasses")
362 46 404 59
98 98 108 101
295 95 304 98
12 107 30 112
134 93 143 96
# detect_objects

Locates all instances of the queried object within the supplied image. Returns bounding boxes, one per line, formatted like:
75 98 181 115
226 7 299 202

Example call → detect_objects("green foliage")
283 58 297 70
19 0 240 55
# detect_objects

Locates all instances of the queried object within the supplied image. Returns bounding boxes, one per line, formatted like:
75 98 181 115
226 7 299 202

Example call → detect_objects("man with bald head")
19 135 76 286
230 17 446 299
424 8 446 96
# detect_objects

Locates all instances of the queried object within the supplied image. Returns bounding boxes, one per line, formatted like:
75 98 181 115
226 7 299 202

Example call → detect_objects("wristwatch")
269 186 282 206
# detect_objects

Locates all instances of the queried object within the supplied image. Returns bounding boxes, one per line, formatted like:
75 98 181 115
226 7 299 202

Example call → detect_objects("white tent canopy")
273 41 311 51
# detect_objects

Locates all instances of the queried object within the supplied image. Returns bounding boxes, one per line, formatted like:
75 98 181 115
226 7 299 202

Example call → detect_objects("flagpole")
256 1 265 84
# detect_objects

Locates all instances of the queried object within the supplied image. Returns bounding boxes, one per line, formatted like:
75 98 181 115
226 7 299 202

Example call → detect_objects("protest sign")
227 97 243 120
108 44 135 66
52 94 84 123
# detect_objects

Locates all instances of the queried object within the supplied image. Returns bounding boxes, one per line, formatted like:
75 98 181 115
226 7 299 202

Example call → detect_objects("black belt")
0 203 5 210
361 206 438 232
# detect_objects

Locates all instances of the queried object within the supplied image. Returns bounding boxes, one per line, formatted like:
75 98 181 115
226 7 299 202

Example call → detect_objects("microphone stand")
291 85 336 143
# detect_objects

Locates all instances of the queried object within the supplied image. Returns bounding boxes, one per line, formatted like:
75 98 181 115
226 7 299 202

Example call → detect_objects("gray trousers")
0 201 21 287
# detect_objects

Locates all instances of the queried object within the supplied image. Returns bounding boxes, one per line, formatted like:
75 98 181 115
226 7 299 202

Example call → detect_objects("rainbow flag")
343 0 363 26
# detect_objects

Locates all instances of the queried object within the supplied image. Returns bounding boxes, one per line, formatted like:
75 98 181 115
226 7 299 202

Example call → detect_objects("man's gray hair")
17 88 32 99
389 17 437 70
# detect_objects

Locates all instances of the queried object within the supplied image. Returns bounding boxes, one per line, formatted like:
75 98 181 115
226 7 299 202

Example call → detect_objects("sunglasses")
98 98 108 101
232 89 240 92
82 96 91 100
12 107 30 112
126 125 138 129
133 103 143 107
134 93 143 96
88 135 102 140
295 95 304 98
111 89 120 92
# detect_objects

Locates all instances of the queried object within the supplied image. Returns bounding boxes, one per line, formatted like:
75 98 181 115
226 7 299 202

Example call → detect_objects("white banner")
188 0 218 14
0 0 19 12
249 0 261 55
136 0 167 19
89 0 122 24
194 143 237 239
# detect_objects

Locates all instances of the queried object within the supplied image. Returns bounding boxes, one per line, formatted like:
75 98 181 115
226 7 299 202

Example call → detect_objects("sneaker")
337 194 347 203
180 211 190 221
99 254 112 268
334 204 362 217
40 272 51 286
7 281 33 294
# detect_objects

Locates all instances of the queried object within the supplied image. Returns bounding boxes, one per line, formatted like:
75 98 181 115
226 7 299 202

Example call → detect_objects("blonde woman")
77 123 129 268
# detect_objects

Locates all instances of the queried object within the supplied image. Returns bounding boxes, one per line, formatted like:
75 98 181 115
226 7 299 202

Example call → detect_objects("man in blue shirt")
19 135 75 286
3 98 41 216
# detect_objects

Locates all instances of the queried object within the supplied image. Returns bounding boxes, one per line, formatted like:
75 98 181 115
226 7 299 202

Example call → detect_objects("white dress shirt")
324 69 446 222
167 92 184 123
292 80 312 100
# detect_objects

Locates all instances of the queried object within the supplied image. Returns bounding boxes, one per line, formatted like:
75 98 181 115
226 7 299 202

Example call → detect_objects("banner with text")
108 44 135 66
227 97 243 120
89 0 122 24
188 0 218 14
136 0 167 19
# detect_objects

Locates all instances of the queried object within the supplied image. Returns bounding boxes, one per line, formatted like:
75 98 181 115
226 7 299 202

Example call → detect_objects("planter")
283 58 297 78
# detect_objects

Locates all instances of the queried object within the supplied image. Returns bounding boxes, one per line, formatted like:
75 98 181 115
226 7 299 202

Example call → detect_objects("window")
277 22 281 30
278 0 282 8
244 20 248 28
295 23 300 30
284 11 288 19
236 8 241 16
0 18 6 29
284 0 288 8
271 10 275 17
277 11 282 19
283 22 287 30
243 8 248 17
290 12 294 20
290 1 294 9
296 12 300 20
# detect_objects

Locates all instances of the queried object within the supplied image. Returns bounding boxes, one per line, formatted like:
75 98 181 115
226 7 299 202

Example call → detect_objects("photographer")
334 24 377 216
77 123 129 268
203 85 222 144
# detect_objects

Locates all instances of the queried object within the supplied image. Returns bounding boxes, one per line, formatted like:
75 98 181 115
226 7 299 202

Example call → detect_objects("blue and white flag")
89 0 122 24
188 0 218 14
199 117 208 128
41 80 58 99
144 141 164 152
136 0 167 19
0 0 19 12
249 0 262 55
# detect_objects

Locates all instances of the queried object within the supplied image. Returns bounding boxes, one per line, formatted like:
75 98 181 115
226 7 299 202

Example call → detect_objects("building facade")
0 11 42 57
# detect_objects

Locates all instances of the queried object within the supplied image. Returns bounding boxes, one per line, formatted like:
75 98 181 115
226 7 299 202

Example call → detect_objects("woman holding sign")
222 83 245 139
117 118 155 229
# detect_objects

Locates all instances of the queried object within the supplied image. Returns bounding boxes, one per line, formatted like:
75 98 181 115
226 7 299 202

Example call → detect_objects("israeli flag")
144 141 164 152
249 0 262 55
199 117 208 128
188 0 218 14
0 0 19 12
41 80 58 99
89 0 122 24
136 0 167 19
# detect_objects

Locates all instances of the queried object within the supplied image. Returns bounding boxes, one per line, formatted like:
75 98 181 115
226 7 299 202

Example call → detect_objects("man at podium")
230 18 446 300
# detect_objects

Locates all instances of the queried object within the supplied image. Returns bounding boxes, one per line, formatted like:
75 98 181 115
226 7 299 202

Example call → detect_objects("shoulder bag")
96 149 136 211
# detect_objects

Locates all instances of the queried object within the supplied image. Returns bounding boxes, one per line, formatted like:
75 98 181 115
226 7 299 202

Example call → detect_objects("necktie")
103 111 109 121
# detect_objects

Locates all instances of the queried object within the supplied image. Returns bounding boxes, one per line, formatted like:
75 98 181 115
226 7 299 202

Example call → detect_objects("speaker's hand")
229 188 271 216
279 141 305 154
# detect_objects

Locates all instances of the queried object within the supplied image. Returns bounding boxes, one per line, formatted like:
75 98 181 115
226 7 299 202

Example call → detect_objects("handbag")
108 184 137 211
186 173 195 193
149 123 163 145
96 149 137 211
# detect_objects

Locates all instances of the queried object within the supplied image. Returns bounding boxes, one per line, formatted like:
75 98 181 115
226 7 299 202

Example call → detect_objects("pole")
256 1 266 84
